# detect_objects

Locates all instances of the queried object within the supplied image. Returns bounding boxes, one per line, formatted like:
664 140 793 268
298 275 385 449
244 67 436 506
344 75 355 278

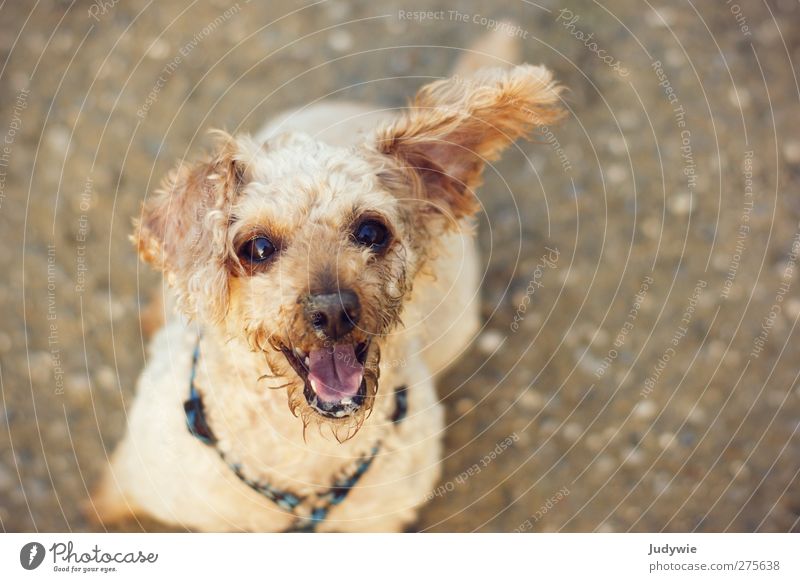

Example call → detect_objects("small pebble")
727 87 751 109
593 328 610 345
96 366 117 392
594 456 616 475
586 432 604 451
514 429 531 446
607 134 628 156
562 422 582 441
519 389 544 411
668 193 693 216
323 0 351 20
46 126 70 152
29 352 52 384
108 298 127 320
784 298 800 319
679 431 696 446
146 38 170 60
576 350 604 376
617 110 639 130
755 20 781 44
687 407 707 424
664 47 684 67
633 400 658 421
455 398 474 416
782 140 800 165
645 8 676 27
623 446 646 465
539 419 559 436
729 486 748 502
477 330 504 355
729 460 751 479
640 216 661 239
606 164 628 185
328 30 354 52
65 373 91 400
707 339 726 359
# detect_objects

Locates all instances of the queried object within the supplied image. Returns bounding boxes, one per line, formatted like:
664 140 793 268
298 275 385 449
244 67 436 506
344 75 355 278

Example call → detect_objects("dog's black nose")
304 290 361 340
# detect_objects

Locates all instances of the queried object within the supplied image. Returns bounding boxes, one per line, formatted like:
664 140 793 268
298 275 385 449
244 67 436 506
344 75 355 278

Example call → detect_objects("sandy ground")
1 0 799 532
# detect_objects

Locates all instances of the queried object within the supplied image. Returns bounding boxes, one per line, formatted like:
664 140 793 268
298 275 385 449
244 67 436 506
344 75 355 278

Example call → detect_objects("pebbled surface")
0 0 799 532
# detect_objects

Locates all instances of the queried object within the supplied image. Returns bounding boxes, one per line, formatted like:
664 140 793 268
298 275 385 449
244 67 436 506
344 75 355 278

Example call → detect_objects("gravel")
1 0 799 532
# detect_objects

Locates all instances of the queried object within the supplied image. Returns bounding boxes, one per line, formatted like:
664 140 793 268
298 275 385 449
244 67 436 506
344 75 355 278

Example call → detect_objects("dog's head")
134 65 564 435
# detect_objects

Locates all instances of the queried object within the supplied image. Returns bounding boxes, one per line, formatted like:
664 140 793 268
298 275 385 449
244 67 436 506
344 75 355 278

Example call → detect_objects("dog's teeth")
304 357 310 367
309 378 319 394
335 409 346 418
294 348 306 359
340 397 352 405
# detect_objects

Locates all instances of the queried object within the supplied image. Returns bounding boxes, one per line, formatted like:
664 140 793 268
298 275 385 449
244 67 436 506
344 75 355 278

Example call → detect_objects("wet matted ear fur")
132 130 252 322
376 64 566 220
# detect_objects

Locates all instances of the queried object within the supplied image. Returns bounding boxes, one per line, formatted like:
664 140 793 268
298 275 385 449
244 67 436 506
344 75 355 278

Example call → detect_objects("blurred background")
1 0 799 532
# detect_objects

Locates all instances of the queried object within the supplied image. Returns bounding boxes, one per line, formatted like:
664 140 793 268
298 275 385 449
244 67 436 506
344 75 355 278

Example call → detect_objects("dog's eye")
238 236 276 263
353 220 389 250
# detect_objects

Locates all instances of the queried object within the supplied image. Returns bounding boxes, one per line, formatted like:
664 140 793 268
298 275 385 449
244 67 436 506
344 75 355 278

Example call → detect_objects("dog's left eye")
353 220 389 250
238 236 276 263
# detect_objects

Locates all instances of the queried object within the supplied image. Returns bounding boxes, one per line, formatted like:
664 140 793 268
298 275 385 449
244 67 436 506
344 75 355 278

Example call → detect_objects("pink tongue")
308 345 364 402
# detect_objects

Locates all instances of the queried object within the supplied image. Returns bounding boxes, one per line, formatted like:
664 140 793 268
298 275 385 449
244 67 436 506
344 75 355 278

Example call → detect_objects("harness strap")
183 340 408 532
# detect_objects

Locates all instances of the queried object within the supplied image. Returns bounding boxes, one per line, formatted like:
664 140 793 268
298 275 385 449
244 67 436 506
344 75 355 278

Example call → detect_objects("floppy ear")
133 130 251 320
376 65 565 219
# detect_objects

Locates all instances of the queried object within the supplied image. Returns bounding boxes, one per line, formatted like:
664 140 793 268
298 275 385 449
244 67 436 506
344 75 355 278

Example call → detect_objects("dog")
89 28 564 532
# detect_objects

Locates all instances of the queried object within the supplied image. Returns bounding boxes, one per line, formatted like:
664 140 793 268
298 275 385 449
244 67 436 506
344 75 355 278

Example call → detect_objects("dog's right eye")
353 219 389 251
238 236 276 263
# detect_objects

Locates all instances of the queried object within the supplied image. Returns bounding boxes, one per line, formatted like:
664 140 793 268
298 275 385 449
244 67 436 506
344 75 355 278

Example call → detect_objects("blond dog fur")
89 31 564 532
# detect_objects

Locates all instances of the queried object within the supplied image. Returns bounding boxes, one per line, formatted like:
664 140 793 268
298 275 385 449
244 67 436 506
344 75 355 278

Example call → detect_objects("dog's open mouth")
281 342 371 419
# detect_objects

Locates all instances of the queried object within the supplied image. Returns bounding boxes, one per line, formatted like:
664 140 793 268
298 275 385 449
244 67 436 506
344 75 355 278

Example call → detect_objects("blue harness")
183 341 408 532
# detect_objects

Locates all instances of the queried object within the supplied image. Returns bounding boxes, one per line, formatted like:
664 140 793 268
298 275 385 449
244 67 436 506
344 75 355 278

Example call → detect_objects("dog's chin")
280 339 380 432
